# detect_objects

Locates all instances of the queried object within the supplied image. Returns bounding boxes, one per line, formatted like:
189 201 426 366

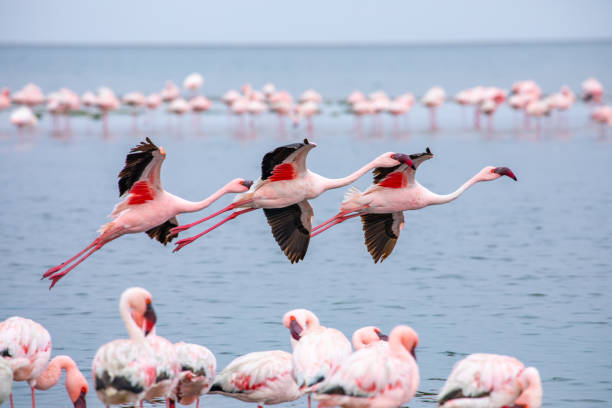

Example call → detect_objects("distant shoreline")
1 38 611 48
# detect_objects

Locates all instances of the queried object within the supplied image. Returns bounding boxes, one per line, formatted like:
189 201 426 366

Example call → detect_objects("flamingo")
170 139 414 263
141 328 179 406
437 354 542 408
347 91 366 106
81 91 96 109
32 355 88 408
92 287 158 408
222 90 241 106
0 88 11 111
299 89 322 104
10 107 38 129
161 81 181 103
0 359 11 406
42 138 252 288
146 93 162 110
581 77 603 103
12 83 44 108
311 148 517 262
0 317 51 408
421 86 445 130
95 87 120 134
183 73 204 95
315 325 419 408
282 309 352 408
168 342 216 408
208 350 302 408
351 326 388 350
591 105 612 126
190 96 212 113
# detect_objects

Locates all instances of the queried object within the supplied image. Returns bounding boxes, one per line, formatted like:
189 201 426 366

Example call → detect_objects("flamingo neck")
318 159 380 194
33 356 75 391
516 367 542 408
425 172 485 206
120 297 146 343
176 184 232 213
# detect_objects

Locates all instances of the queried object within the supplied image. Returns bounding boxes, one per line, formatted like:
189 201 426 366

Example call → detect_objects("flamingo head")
128 289 157 336
481 166 517 181
282 308 320 342
390 153 416 170
514 367 542 408
226 178 253 193
352 326 388 350
65 368 88 408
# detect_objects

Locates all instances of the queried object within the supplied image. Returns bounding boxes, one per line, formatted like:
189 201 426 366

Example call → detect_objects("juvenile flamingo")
92 287 158 408
208 350 302 408
283 309 352 408
169 342 216 408
312 148 517 262
315 325 419 408
438 354 542 408
42 138 252 288
170 139 413 263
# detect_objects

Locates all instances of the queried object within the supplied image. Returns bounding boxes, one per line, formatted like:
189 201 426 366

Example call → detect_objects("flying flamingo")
282 309 352 408
168 342 216 408
311 148 517 262
0 359 11 406
315 325 419 408
170 139 414 263
92 287 158 408
437 354 542 408
208 350 302 408
0 316 51 408
42 138 252 288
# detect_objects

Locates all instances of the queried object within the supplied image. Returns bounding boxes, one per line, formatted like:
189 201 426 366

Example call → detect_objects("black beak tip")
242 180 253 188
411 164 416 170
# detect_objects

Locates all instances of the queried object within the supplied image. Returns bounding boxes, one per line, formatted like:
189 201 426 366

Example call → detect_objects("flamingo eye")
81 386 87 393
490 169 495 173
145 298 151 305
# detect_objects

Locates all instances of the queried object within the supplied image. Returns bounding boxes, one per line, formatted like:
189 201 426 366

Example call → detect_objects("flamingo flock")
41 136 516 288
1 76 609 138
0 290 543 408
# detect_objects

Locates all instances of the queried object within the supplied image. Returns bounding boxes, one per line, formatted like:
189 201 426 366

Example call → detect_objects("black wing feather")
261 139 310 180
118 137 159 196
438 389 491 405
263 204 310 263
146 217 179 245
372 164 402 184
372 147 433 185
361 213 400 263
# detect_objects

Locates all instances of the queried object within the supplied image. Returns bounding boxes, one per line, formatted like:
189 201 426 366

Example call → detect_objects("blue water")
0 44 611 408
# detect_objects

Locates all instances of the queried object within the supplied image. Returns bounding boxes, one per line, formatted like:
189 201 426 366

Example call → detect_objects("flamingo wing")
118 137 166 199
361 212 404 263
372 147 433 187
263 200 313 263
261 138 315 181
146 217 179 245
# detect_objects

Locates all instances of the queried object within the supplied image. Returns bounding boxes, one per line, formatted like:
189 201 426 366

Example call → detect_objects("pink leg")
173 208 257 252
170 199 254 235
312 206 369 232
31 387 35 408
42 238 100 278
10 394 14 408
47 243 104 289
308 394 311 408
196 398 200 408
310 213 361 238
430 108 437 131
139 401 143 408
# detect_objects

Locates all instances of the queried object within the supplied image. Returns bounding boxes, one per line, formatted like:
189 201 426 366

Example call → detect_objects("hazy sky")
1 0 611 45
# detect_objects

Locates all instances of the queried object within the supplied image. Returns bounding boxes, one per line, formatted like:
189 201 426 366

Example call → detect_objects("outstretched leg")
310 213 362 238
170 199 254 235
173 208 257 252
46 242 105 289
31 387 35 408
312 205 369 233
42 238 100 278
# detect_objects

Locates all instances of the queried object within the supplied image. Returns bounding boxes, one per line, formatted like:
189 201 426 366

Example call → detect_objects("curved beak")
411 346 417 361
241 180 253 189
73 390 87 408
494 167 517 181
392 153 416 170
144 303 157 336
159 146 166 156
289 317 303 341
376 331 389 341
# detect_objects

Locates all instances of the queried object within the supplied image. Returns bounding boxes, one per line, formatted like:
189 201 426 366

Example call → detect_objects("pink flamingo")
12 83 44 107
311 148 517 262
438 354 542 408
81 91 96 109
347 91 366 106
421 86 445 130
0 88 11 111
95 87 120 135
0 316 89 408
92 287 158 408
141 328 179 406
262 83 277 98
581 77 603 103
161 81 181 103
146 93 162 110
42 138 252 288
209 350 302 408
10 107 38 131
293 101 319 136
169 342 216 408
315 325 419 408
222 90 241 106
190 96 212 113
299 89 322 104
183 73 204 96
351 326 388 350
282 309 352 408
170 139 413 263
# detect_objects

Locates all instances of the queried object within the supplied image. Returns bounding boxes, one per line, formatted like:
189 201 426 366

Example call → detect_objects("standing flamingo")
169 342 216 408
42 138 252 288
351 326 389 350
438 354 542 408
170 139 413 263
315 325 419 408
283 309 352 408
311 148 517 262
0 88 11 111
0 317 51 408
92 287 158 408
141 328 179 406
10 107 38 130
421 86 445 130
183 73 204 96
208 350 302 408
581 77 604 103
